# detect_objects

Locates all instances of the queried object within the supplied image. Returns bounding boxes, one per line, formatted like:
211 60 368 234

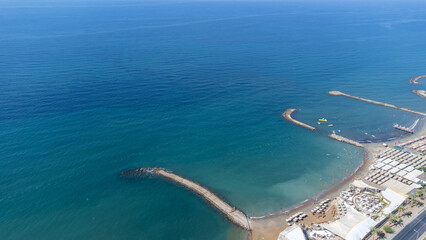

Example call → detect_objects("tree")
383 225 393 233
371 228 384 239
397 205 405 216
406 211 412 217
389 214 400 225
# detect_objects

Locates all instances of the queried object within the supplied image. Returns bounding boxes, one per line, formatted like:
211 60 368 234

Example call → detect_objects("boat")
393 123 414 134
319 118 327 122
328 124 333 127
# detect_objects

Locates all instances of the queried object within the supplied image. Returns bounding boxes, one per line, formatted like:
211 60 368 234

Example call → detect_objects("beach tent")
397 163 407 170
405 166 415 172
383 159 393 164
277 225 306 240
375 162 385 169
389 168 400 174
322 204 377 240
390 161 399 167
382 188 407 215
382 165 392 171
396 170 408 177
404 169 423 181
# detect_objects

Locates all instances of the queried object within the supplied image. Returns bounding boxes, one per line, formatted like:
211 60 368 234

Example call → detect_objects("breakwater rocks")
409 75 426 85
413 90 426 99
282 108 316 131
121 167 253 231
328 91 426 117
328 131 363 148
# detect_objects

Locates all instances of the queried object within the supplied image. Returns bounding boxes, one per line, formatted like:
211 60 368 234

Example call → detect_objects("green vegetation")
383 225 393 233
405 211 412 217
397 205 405 216
371 228 385 239
389 214 401 225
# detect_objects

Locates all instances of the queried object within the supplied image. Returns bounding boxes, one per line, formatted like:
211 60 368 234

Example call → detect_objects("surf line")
121 167 254 231
328 91 426 117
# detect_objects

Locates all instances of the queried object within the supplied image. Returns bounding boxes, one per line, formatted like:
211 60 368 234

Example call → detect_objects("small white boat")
328 124 333 127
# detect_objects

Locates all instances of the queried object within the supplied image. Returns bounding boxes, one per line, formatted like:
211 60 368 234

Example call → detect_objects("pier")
409 75 426 85
328 131 363 147
282 108 316 131
121 168 253 231
328 91 426 117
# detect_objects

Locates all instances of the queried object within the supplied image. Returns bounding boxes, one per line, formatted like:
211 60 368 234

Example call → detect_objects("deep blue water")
1 1 426 239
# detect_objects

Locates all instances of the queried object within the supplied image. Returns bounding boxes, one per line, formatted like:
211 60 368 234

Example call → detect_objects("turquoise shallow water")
1 1 426 239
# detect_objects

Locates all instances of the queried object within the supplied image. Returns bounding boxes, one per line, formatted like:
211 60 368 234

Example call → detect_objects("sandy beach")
247 121 426 240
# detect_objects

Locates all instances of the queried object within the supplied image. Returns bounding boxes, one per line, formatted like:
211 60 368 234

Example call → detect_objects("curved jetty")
409 75 426 85
282 108 316 131
328 91 426 117
121 168 253 231
413 90 426 99
328 131 363 147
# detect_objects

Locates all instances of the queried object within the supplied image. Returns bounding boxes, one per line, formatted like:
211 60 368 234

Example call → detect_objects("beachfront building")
351 180 379 193
321 204 377 240
381 188 408 215
277 225 307 240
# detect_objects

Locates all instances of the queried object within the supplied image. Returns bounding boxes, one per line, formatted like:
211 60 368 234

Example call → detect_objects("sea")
1 0 426 239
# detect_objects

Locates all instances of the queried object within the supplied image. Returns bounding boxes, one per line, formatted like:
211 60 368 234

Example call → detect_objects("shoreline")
248 120 426 240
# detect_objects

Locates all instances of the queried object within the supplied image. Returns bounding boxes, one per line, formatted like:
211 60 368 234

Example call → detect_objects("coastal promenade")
282 108 316 131
410 75 426 85
121 167 253 231
328 91 426 117
328 131 363 147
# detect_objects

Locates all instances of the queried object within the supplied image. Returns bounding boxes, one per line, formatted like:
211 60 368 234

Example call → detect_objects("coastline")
248 121 426 240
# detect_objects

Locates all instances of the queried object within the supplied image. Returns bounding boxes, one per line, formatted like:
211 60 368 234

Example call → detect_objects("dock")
121 168 253 231
328 131 363 148
282 108 316 131
328 91 426 117
409 75 426 85
393 124 414 134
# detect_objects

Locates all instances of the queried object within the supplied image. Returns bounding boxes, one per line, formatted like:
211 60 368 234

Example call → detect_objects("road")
393 209 426 240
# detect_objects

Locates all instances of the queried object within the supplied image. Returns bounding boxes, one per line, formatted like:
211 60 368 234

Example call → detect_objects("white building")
278 225 306 240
